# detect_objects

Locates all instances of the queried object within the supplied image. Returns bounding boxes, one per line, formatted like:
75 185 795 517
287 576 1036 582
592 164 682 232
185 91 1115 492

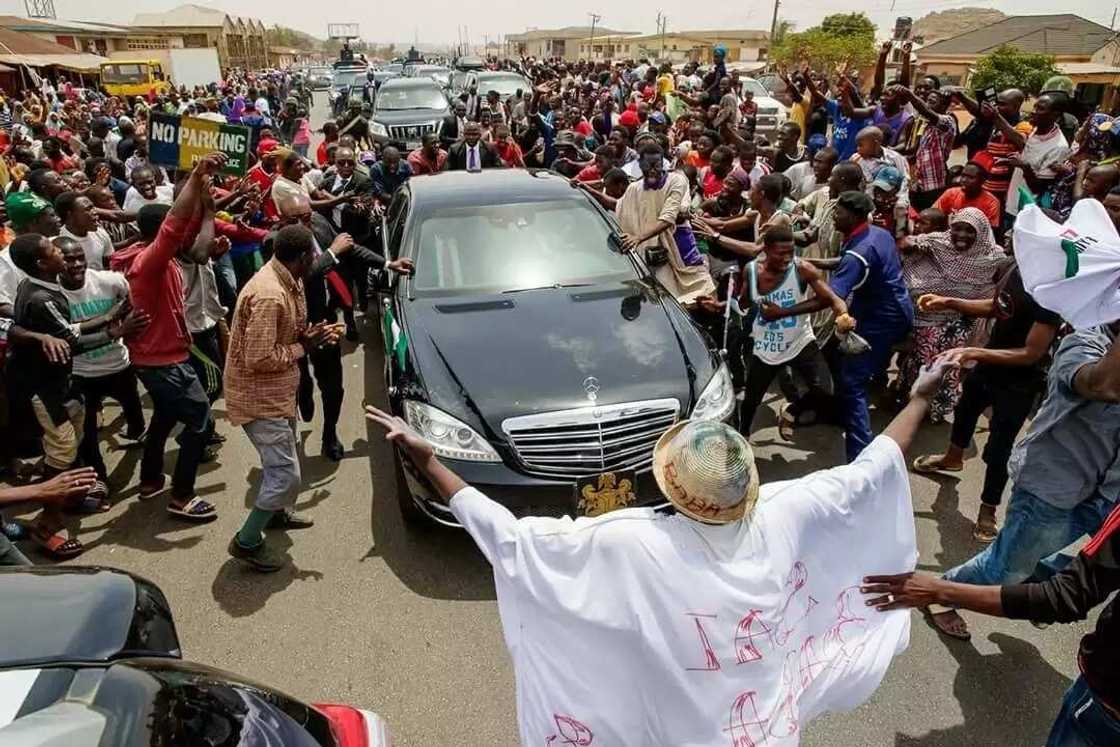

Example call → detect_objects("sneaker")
199 445 220 464
227 536 286 572
268 510 315 530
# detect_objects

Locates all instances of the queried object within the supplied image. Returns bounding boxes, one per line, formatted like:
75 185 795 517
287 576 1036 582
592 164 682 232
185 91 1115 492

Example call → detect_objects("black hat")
836 190 874 216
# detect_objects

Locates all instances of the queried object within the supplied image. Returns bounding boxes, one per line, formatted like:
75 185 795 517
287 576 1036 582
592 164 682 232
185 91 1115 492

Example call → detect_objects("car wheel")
393 451 429 529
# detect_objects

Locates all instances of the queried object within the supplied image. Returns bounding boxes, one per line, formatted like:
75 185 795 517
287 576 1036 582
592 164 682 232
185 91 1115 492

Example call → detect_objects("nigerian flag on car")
1013 191 1120 329
382 306 408 370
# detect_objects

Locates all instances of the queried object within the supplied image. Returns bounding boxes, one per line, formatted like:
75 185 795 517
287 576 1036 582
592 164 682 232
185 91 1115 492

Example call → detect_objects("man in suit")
316 146 373 239
269 190 413 461
440 100 469 148
447 123 503 172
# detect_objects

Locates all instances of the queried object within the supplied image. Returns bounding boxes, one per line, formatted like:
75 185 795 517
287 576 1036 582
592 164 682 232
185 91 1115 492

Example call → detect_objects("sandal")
70 481 111 514
923 607 971 641
32 528 84 559
167 497 218 522
972 518 999 544
912 455 964 474
778 405 796 441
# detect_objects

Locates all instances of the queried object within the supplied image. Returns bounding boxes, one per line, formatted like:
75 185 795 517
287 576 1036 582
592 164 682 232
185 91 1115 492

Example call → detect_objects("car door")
379 191 411 386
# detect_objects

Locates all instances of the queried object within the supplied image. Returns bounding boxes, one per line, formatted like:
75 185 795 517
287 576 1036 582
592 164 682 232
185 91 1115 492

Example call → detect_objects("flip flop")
32 528 84 559
778 405 796 441
167 497 217 522
972 518 999 543
923 607 971 641
912 455 964 474
69 481 111 514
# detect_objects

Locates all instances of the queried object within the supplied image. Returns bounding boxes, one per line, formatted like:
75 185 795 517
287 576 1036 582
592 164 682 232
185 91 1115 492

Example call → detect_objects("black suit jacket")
446 141 503 171
440 114 465 147
263 213 386 324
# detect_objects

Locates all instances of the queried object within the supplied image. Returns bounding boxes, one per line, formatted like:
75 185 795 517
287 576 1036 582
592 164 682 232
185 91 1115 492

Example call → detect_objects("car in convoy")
741 77 789 141
462 70 532 101
371 77 451 151
307 65 334 90
404 64 452 89
330 67 372 115
0 566 390 745
373 170 732 527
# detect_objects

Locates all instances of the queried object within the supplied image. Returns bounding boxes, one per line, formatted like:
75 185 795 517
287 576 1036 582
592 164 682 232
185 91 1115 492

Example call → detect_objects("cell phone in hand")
974 86 997 105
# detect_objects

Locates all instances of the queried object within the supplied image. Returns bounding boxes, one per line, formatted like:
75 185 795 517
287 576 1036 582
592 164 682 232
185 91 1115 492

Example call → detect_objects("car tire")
393 451 429 529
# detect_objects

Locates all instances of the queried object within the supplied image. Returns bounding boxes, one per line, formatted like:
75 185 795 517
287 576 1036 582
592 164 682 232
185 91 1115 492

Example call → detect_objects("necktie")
468 146 478 172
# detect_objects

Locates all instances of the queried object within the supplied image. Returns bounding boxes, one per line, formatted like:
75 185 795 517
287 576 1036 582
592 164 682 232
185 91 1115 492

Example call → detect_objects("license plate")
575 470 638 517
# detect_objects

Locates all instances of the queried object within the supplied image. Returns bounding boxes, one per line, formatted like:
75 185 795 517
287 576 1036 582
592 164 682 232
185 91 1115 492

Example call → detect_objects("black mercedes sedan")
375 170 735 527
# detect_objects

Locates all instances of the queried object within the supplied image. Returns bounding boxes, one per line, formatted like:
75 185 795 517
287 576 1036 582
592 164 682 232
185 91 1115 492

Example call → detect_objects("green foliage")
819 13 876 37
970 44 1060 96
268 25 322 51
771 13 876 71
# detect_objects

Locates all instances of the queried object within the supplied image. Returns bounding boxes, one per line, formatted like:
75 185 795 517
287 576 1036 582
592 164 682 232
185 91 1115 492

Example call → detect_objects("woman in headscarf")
895 207 1006 421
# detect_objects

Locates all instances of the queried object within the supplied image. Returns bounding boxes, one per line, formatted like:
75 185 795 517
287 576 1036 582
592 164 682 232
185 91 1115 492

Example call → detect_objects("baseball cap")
652 420 760 525
871 165 904 193
6 191 51 231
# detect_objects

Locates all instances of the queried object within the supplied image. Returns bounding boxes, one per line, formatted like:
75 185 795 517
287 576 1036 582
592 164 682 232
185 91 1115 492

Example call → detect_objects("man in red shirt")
406 133 448 176
119 153 228 522
934 161 1002 228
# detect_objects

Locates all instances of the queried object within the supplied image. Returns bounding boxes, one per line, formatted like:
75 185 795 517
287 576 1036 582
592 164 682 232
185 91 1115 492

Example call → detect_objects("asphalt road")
9 90 1095 746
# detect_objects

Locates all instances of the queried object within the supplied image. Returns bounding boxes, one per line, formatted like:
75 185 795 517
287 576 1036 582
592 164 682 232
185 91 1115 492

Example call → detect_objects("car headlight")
371 121 388 137
690 363 735 422
404 400 501 462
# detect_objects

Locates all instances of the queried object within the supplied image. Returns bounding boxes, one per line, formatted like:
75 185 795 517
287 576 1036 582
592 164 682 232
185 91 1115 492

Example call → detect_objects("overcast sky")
4 0 1115 46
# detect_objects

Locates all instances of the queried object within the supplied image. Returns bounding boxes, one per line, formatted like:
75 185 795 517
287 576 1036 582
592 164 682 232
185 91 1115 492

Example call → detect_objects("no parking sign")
148 112 251 176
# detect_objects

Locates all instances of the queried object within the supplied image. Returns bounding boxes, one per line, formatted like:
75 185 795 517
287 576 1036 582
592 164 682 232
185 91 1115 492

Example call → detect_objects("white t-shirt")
784 160 821 201
1006 126 1070 217
451 435 917 746
123 184 173 213
60 225 114 270
0 247 27 306
60 269 130 378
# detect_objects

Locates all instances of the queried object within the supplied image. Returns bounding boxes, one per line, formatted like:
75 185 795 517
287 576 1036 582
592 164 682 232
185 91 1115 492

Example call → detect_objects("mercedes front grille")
502 399 680 478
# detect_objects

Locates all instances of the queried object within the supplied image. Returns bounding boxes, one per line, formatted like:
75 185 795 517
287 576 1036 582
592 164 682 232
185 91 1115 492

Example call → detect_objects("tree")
970 44 1060 96
770 13 876 72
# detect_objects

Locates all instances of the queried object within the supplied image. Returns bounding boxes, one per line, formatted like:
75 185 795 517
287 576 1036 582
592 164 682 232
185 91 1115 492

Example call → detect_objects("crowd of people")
0 42 1118 746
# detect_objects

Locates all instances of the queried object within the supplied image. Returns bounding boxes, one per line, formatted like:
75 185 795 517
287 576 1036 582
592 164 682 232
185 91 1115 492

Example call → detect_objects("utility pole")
769 0 781 54
1112 7 1117 29
588 13 601 61
656 12 667 63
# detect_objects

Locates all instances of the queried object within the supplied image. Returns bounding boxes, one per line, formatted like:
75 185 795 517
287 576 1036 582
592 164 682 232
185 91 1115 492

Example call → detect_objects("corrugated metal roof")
917 14 1114 57
0 26 89 55
133 3 262 30
507 26 638 41
0 52 107 72
0 15 132 34
1058 62 1120 75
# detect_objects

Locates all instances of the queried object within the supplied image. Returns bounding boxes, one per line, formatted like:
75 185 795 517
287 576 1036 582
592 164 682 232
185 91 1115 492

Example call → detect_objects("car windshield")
476 74 528 97
333 71 365 88
377 85 446 111
311 67 331 75
742 79 768 97
411 199 634 296
101 63 149 84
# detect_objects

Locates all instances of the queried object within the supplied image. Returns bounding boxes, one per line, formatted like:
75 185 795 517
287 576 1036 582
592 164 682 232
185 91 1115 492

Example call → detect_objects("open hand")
35 467 99 504
910 359 956 400
110 308 151 340
861 572 943 611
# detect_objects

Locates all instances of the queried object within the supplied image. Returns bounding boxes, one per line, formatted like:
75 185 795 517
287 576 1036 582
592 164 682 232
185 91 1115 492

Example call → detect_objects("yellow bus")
99 59 172 98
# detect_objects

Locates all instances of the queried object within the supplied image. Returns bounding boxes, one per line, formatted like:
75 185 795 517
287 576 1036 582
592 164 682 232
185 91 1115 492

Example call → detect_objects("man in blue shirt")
370 147 412 204
768 191 913 461
804 72 870 161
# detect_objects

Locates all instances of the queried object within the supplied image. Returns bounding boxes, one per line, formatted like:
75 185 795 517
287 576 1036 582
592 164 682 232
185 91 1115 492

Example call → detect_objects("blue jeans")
838 326 906 462
1047 676 1120 746
944 487 1114 587
136 363 211 499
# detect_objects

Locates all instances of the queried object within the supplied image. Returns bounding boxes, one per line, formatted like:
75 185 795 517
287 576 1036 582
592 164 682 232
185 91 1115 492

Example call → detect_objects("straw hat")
652 420 759 525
